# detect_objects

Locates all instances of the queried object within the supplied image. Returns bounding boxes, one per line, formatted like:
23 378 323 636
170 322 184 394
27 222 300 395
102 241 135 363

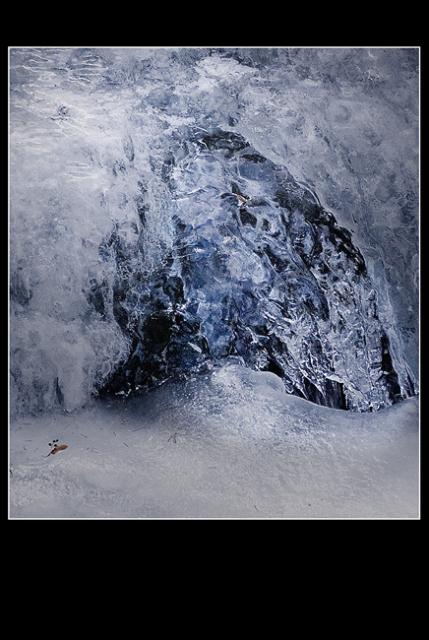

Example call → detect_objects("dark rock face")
96 128 410 411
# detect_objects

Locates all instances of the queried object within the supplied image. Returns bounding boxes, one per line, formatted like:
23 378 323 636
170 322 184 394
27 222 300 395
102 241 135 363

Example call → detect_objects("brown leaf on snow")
47 443 68 456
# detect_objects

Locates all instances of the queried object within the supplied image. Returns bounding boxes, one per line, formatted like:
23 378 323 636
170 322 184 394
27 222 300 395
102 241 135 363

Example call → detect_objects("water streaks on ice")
10 47 418 416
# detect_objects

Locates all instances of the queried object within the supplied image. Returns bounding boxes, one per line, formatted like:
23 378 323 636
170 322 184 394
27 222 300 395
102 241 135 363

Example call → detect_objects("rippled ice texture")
10 48 419 415
10 365 419 518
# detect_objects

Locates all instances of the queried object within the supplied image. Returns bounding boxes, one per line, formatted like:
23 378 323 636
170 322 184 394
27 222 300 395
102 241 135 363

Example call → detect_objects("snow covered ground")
10 365 419 519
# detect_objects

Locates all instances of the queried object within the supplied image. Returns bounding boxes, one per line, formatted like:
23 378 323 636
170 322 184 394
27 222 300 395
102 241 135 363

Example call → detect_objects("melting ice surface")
10 47 418 414
9 48 419 517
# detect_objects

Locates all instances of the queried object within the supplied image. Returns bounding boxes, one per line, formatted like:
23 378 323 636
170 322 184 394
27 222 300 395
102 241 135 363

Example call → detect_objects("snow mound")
10 364 419 518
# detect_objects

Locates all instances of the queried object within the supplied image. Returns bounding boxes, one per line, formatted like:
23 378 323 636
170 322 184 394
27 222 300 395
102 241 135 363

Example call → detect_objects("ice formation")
10 48 419 415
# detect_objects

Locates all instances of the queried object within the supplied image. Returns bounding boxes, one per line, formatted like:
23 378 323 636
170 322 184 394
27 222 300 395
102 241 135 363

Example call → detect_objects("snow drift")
10 365 419 518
